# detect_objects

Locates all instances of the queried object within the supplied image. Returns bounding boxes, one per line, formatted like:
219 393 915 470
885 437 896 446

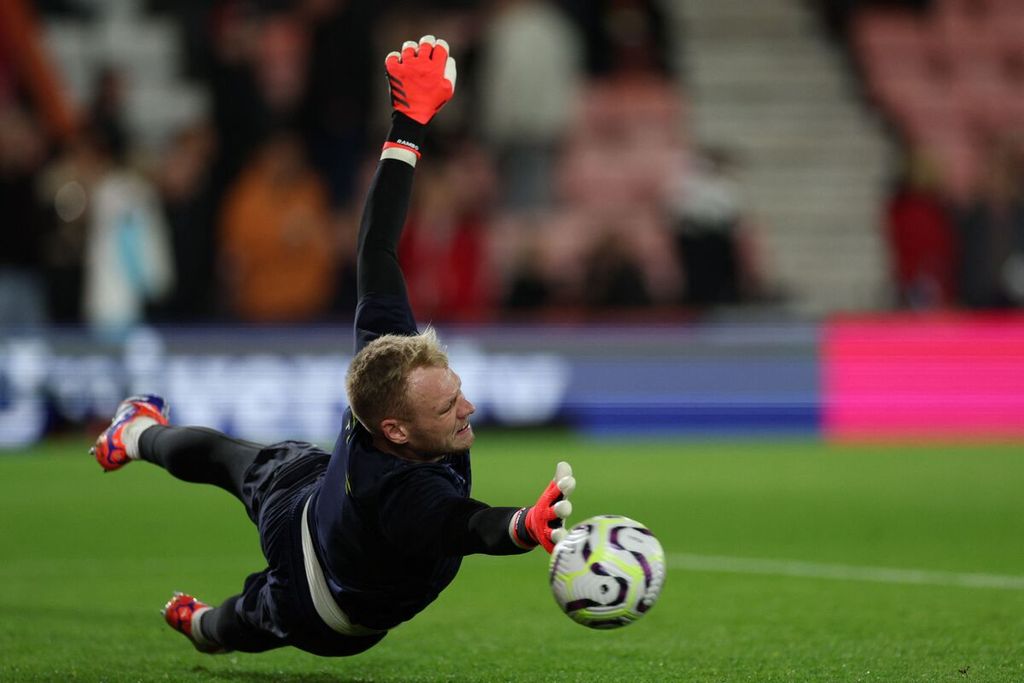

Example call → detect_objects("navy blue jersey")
308 278 476 629
309 409 472 631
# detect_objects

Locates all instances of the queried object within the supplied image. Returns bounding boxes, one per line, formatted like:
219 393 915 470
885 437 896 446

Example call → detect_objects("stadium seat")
851 9 929 59
851 0 1024 203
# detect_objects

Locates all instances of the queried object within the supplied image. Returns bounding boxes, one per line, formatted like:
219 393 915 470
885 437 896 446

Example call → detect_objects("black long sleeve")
356 112 426 299
352 113 428 352
440 499 533 556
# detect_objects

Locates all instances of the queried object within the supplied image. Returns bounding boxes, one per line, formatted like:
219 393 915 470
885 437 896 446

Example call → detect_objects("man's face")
400 365 476 457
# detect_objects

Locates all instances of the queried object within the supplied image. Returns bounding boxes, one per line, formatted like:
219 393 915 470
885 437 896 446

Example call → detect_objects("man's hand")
511 462 575 553
385 35 456 125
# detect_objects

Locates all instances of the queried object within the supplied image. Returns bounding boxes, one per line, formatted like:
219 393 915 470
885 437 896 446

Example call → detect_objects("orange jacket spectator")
220 132 335 322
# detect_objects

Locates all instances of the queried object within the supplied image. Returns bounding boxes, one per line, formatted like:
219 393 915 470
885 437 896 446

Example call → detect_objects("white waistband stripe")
300 497 386 636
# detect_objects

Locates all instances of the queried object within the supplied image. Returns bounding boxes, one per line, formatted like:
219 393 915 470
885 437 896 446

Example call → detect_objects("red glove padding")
385 35 457 125
511 462 575 553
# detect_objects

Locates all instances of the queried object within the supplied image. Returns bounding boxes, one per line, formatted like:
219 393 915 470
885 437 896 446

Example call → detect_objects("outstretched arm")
354 36 456 353
382 463 577 557
440 462 577 556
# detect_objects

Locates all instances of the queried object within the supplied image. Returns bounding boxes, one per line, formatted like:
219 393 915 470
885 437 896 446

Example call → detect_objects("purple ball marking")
589 562 629 606
634 553 654 591
609 525 655 591
587 617 630 629
609 526 622 548
565 598 601 612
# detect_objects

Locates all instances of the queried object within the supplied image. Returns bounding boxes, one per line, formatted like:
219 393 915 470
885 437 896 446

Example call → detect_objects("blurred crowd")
823 0 1024 310
0 0 773 335
13 0 1015 332
884 138 1024 310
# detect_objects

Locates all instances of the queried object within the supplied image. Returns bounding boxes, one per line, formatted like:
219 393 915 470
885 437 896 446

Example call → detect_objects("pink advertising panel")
824 315 1024 441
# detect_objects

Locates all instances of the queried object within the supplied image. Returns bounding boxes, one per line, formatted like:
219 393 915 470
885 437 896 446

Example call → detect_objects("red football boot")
163 592 225 654
91 394 169 471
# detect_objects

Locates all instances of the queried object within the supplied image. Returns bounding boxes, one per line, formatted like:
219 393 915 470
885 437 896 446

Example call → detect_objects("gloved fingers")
535 461 574 512
444 55 457 91
401 40 418 60
552 499 572 520
435 38 450 60
418 34 436 55
430 38 455 87
385 51 401 70
554 462 574 498
551 527 567 546
556 474 575 498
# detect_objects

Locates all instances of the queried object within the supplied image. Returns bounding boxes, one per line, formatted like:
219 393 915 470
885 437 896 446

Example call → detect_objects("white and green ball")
548 515 666 629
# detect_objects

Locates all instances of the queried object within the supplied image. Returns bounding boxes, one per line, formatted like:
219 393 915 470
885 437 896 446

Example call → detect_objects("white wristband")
380 146 418 167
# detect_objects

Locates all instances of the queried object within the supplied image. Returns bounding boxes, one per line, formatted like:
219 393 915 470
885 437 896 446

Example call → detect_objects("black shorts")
236 441 387 657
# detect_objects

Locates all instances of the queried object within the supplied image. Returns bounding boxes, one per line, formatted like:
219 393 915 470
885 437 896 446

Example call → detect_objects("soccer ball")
548 515 666 629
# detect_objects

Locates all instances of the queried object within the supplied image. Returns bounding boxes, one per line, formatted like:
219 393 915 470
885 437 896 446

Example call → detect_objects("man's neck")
371 434 445 463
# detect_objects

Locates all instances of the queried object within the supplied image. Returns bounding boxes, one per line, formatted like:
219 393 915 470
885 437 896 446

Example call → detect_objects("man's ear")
380 418 409 445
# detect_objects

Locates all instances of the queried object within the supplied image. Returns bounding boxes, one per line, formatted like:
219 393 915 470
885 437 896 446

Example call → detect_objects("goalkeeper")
91 36 576 657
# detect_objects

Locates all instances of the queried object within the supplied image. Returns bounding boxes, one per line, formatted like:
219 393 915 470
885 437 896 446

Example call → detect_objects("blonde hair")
345 327 449 433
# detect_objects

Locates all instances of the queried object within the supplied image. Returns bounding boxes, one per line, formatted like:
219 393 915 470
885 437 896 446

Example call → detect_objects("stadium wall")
1 315 1021 448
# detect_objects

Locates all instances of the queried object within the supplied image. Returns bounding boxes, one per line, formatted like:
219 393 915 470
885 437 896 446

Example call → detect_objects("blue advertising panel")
0 323 821 448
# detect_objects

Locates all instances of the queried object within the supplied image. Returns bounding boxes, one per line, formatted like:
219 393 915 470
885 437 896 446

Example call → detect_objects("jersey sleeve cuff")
382 112 427 167
509 507 537 550
380 142 420 167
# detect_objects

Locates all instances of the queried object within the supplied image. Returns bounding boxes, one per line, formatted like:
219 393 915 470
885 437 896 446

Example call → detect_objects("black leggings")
139 425 285 652
140 425 261 503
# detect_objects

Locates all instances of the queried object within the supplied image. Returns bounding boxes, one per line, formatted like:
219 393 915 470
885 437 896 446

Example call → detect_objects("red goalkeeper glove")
385 35 457 125
510 462 575 553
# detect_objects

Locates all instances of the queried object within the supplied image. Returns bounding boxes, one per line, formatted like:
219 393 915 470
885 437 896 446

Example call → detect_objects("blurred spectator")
668 147 748 306
502 227 553 311
297 0 378 207
813 0 934 41
582 226 652 309
326 202 361 316
81 126 176 335
156 120 219 319
253 13 309 119
399 141 498 322
496 205 679 315
957 139 1024 309
478 0 583 210
884 148 958 309
88 66 129 164
219 129 336 322
601 0 676 77
207 1 270 185
560 0 676 78
0 103 49 326
148 0 216 81
35 133 95 323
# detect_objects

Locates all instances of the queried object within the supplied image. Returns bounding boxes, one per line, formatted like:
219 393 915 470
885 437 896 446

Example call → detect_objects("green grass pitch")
2 431 1023 682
